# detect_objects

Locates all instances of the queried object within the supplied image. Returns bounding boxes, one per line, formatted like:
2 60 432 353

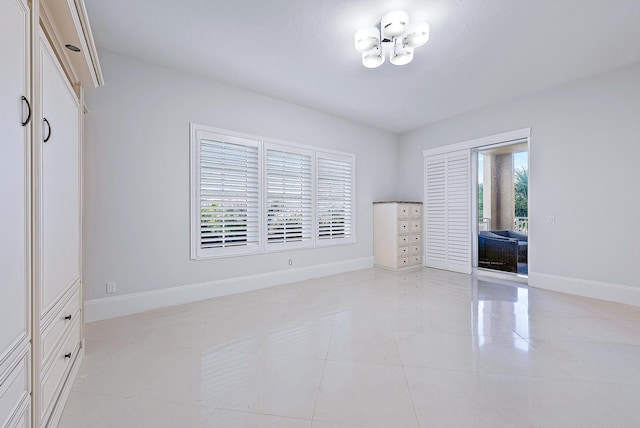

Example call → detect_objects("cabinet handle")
21 96 31 126
64 352 72 359
43 118 52 143
64 314 72 321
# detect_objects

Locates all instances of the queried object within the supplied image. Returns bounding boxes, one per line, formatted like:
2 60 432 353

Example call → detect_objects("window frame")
263 142 315 252
315 151 356 246
190 124 355 260
190 126 262 260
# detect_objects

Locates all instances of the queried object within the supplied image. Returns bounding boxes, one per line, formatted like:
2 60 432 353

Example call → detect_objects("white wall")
83 50 398 305
398 61 640 296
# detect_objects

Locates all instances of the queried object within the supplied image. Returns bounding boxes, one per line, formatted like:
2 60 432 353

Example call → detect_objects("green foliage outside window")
514 167 528 217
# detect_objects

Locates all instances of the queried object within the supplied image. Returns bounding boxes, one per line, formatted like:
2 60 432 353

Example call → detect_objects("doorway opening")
475 142 528 276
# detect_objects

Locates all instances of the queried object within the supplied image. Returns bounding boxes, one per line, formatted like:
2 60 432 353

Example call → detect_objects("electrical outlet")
106 282 117 294
288 259 293 266
547 216 555 225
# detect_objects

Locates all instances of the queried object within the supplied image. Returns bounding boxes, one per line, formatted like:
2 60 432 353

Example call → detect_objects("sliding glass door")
475 142 528 276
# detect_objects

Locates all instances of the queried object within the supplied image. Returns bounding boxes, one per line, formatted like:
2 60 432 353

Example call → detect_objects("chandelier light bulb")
354 27 380 52
381 10 409 38
404 22 430 48
390 39 414 66
362 45 384 68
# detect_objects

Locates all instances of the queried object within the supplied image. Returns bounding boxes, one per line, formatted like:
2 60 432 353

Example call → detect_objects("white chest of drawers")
373 202 423 270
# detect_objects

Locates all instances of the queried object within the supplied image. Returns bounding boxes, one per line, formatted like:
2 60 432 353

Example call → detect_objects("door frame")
471 137 530 282
422 128 531 279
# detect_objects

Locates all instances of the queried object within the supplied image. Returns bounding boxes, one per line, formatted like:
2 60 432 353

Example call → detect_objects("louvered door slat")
424 150 471 274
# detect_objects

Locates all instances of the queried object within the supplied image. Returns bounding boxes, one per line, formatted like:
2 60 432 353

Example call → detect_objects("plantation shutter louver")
424 150 471 274
196 132 260 257
265 145 313 248
425 155 446 269
316 152 355 244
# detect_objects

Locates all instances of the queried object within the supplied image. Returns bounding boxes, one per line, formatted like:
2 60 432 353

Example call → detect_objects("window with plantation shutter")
191 128 260 258
316 152 355 244
265 144 313 249
191 124 355 259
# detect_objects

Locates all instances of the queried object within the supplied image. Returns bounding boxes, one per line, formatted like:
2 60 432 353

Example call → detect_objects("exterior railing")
478 217 528 233
515 217 528 234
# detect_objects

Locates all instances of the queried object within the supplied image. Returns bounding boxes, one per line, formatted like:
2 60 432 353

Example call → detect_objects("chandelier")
354 10 429 68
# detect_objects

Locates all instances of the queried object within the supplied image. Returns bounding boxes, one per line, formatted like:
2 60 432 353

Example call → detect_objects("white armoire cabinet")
373 202 423 270
0 0 32 426
34 32 83 428
0 0 102 427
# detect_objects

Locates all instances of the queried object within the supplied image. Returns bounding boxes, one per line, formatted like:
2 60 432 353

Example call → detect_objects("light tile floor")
59 268 640 427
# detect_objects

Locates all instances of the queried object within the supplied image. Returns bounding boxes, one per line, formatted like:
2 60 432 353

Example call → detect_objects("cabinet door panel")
40 35 81 315
0 0 30 362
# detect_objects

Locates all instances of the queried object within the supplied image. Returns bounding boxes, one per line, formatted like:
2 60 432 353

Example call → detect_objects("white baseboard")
528 272 640 307
84 257 374 322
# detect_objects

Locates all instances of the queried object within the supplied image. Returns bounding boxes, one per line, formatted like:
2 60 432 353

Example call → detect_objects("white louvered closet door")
424 150 472 274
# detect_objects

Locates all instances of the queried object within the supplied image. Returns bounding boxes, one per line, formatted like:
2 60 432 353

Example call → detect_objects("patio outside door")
475 142 528 276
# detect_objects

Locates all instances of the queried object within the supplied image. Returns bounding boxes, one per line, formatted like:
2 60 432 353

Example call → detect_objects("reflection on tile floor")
60 268 640 428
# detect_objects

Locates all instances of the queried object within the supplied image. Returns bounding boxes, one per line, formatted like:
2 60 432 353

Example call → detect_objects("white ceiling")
84 0 640 134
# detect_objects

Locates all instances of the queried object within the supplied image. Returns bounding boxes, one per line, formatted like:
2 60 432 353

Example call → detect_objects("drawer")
399 235 410 245
410 245 421 254
398 246 409 256
41 320 80 420
410 255 422 265
410 220 421 233
0 351 29 428
397 204 410 218
42 288 81 369
398 221 409 234
410 234 421 244
410 205 422 218
398 257 409 267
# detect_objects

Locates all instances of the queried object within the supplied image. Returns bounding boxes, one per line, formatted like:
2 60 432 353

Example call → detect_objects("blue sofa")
478 230 528 273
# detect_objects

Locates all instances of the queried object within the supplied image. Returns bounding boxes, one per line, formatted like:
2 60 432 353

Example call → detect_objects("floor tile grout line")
211 406 312 422
400 364 422 428
309 320 335 425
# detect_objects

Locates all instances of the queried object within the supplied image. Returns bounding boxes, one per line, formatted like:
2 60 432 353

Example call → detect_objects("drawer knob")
64 352 72 359
64 314 72 321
